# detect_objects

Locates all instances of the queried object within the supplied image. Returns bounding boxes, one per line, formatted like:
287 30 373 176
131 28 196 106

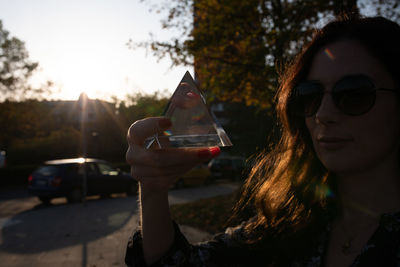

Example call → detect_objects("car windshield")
97 163 118 176
65 163 84 175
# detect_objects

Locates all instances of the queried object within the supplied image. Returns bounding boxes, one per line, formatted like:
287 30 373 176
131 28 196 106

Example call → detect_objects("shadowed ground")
0 183 237 267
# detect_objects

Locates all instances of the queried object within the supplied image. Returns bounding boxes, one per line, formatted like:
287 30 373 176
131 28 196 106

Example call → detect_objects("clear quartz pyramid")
145 71 232 148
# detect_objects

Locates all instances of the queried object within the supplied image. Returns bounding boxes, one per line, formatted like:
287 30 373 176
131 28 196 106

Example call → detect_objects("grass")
170 191 240 234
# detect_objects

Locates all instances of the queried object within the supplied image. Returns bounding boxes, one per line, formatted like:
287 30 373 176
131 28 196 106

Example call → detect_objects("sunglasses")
290 74 397 117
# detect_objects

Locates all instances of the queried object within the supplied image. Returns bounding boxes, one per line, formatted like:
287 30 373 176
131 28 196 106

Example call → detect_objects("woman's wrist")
139 181 170 201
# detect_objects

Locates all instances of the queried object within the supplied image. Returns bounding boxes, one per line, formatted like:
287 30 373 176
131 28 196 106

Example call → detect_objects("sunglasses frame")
290 74 397 117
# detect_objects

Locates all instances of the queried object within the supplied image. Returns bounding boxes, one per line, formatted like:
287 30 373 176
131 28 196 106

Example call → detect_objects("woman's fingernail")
209 147 221 157
159 118 172 128
197 147 220 159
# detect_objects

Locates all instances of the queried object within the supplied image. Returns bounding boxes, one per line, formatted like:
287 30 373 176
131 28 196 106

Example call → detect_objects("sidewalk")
0 197 212 267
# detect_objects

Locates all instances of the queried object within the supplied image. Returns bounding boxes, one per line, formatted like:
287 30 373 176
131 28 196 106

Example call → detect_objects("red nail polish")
209 147 221 157
197 147 220 159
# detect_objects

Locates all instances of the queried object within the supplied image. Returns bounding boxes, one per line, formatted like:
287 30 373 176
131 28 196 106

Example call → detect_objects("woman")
125 15 400 266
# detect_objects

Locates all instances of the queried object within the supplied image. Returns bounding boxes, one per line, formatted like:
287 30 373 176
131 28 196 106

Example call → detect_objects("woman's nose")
314 93 340 124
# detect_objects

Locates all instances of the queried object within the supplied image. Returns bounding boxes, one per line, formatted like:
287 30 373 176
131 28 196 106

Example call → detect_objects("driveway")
0 182 239 267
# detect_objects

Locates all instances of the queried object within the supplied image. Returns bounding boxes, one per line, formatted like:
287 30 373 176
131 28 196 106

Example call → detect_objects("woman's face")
305 40 400 175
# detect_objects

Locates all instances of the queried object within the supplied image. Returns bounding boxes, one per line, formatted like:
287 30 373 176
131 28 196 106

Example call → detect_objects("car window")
65 163 85 175
97 163 118 176
36 165 59 176
86 163 99 175
77 164 85 175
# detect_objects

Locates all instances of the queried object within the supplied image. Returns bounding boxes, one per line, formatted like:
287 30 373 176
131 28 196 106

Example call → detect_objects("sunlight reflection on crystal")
145 71 232 148
324 48 335 60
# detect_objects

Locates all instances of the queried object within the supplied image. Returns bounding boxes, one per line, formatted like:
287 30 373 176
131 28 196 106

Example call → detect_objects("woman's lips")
316 135 353 150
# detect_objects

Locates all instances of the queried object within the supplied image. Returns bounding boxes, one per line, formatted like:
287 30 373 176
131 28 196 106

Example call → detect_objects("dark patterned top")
125 212 400 267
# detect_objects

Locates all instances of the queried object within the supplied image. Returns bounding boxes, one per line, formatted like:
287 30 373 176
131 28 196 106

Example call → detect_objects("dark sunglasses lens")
292 82 323 117
333 76 375 115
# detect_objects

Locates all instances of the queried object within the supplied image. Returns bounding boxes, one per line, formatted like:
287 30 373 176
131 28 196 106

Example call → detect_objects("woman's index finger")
127 117 171 146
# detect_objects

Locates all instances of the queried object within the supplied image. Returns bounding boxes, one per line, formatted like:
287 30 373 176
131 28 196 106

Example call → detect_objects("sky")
0 0 192 101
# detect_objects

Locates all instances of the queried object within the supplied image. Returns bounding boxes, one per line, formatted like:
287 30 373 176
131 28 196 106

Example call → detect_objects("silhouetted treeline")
0 92 168 166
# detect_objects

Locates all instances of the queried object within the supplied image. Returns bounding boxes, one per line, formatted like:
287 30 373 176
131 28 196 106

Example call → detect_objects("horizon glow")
0 0 192 101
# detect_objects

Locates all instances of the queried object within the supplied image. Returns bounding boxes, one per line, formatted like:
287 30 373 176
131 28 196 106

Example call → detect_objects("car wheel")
38 196 52 205
67 188 83 203
126 183 137 196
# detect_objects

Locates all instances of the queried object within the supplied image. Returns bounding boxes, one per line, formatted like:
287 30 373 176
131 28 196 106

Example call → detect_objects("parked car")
174 163 212 188
28 158 137 204
208 156 247 181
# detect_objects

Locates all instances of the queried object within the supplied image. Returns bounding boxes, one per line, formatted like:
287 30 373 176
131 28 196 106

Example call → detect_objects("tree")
133 0 398 109
117 91 169 127
0 20 38 100
358 0 400 22
0 91 170 166
0 100 43 146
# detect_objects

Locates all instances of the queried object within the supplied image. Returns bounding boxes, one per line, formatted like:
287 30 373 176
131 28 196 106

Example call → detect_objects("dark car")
28 158 137 204
208 156 247 181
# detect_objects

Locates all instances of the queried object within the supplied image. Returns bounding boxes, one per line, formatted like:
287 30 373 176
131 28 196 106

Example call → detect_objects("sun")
57 64 106 100
41 42 120 101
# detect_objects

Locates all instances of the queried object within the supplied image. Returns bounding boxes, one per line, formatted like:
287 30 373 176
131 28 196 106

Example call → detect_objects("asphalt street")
0 182 239 267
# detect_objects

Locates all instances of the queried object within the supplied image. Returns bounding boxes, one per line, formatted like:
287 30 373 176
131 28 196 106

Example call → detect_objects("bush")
7 127 81 165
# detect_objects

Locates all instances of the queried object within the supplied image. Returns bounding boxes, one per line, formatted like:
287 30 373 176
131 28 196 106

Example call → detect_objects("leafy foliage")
358 0 400 22
9 126 81 164
132 0 352 109
118 91 169 125
0 20 39 100
0 92 169 165
133 0 399 109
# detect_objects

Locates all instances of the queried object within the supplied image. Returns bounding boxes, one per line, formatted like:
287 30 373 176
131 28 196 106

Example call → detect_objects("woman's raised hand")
126 117 220 194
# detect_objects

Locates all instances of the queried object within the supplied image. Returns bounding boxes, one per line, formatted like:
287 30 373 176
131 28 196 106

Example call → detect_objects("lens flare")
163 130 172 136
317 184 335 198
324 48 335 60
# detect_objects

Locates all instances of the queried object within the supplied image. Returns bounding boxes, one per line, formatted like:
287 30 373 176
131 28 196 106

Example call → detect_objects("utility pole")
79 93 88 204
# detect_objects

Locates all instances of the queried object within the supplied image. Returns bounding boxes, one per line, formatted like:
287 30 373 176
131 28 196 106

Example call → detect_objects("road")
0 182 239 267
